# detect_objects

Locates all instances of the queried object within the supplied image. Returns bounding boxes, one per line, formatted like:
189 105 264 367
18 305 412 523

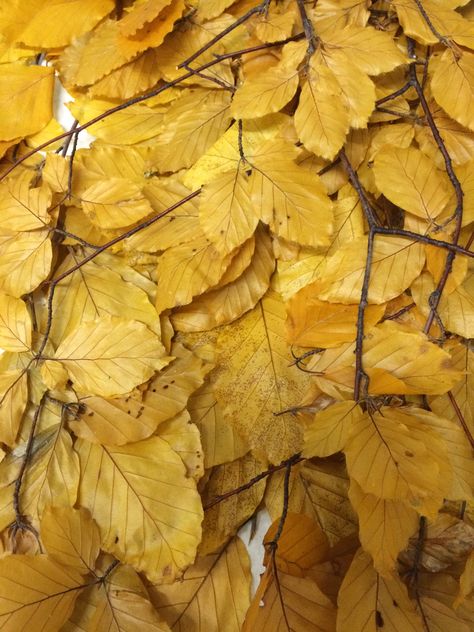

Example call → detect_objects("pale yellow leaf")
148 537 251 632
348 480 419 576
0 65 53 140
171 226 274 331
0 369 28 446
337 548 424 632
0 555 84 631
0 230 52 297
295 60 350 160
303 401 363 458
316 235 425 304
76 436 203 582
0 293 31 352
0 174 51 233
41 506 100 576
214 290 311 463
42 153 69 193
47 317 169 397
156 410 204 481
431 49 474 132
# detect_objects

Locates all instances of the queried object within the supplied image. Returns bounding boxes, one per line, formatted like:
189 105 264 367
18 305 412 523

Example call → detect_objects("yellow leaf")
0 174 51 233
456 158 474 225
156 409 204 481
344 407 449 511
214 290 311 463
0 230 52 298
363 321 462 395
0 64 53 140
287 290 384 348
263 513 330 576
46 317 169 397
119 0 173 37
41 506 100 576
0 369 28 446
456 550 474 608
337 548 424 632
431 49 474 132
412 270 474 339
171 227 274 331
188 379 249 468
154 89 232 172
199 167 256 254
231 42 303 119
76 436 203 582
0 555 84 630
47 253 160 346
316 235 425 304
155 235 233 312
42 153 69 193
243 567 336 632
303 400 364 458
148 537 251 631
0 293 31 352
323 24 407 75
0 0 114 48
200 453 266 554
81 178 154 229
295 60 350 160
69 97 164 144
249 153 334 247
348 480 419 576
254 1 298 42
265 460 357 546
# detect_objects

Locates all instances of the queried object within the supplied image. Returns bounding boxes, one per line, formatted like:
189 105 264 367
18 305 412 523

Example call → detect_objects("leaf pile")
0 0 473 629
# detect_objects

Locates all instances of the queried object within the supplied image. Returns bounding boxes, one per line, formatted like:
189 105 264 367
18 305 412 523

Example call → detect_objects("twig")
296 0 318 56
204 454 303 510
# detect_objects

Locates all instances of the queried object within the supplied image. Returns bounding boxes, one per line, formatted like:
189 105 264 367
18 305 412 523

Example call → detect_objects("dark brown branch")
204 454 303 510
296 0 318 56
375 82 411 106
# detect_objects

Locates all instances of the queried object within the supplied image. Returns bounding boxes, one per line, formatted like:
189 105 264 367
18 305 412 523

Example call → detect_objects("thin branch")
375 82 411 106
204 454 303 510
412 0 451 48
296 0 318 56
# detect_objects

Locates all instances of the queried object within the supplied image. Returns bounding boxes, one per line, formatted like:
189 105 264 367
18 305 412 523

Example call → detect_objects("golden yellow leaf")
287 290 384 348
0 293 31 352
81 178 154 230
44 317 169 398
0 0 114 48
265 460 357 546
337 548 424 632
199 167 256 254
243 567 336 632
373 146 451 222
171 226 275 331
200 453 266 554
0 174 51 233
231 42 304 119
362 321 462 395
42 153 69 193
148 537 252 631
316 235 425 304
254 0 298 42
70 97 164 144
412 270 474 339
431 49 474 132
348 480 419 576
0 230 52 298
76 436 203 582
456 550 474 608
154 89 232 172
263 513 330 577
295 59 350 160
323 24 407 75
0 64 53 140
344 407 449 512
41 506 100 576
156 235 232 312
64 562 171 632
156 409 204 481
249 153 334 248
0 369 28 446
303 400 364 458
214 290 311 463
0 555 84 631
48 253 160 346
188 379 249 468
456 158 474 225
119 0 173 37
